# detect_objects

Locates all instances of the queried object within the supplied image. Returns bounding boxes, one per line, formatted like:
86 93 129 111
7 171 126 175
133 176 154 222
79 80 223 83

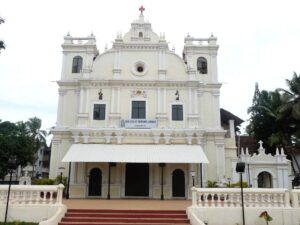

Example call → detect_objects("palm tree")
248 90 291 148
276 73 300 172
25 117 48 177
277 72 300 120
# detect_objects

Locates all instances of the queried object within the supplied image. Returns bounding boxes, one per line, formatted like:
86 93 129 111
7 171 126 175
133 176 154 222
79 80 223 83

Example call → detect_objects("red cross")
139 5 145 14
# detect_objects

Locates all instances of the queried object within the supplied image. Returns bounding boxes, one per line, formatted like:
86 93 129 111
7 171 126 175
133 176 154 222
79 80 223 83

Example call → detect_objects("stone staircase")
59 208 190 225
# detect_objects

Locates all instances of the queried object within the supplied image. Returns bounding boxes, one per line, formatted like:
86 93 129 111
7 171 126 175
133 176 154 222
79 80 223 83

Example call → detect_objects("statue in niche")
98 89 103 100
175 90 180 101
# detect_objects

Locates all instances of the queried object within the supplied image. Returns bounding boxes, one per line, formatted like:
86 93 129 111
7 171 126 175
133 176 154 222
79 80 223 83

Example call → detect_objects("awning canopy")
62 144 209 164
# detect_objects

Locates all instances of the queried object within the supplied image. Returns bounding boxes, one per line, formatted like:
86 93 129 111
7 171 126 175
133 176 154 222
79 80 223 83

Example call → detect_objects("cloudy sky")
1 0 300 132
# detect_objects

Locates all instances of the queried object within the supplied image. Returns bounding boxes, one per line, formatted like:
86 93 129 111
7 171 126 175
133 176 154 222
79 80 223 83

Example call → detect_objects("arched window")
197 57 207 74
72 56 82 73
258 171 273 188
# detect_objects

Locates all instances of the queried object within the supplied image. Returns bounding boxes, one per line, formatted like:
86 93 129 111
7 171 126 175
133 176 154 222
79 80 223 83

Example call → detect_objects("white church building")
49 9 289 199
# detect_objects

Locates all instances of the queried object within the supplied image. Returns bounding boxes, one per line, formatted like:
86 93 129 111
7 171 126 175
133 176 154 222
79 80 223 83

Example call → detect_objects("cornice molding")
57 79 222 89
112 42 168 51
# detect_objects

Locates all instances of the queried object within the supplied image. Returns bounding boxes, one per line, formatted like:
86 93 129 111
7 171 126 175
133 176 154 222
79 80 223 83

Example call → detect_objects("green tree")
0 16 5 53
25 117 48 177
247 84 290 152
247 73 300 173
0 121 32 179
0 117 48 179
277 73 300 137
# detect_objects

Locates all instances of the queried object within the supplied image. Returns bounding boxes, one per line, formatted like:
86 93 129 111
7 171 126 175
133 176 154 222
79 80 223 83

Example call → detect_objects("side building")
49 11 240 199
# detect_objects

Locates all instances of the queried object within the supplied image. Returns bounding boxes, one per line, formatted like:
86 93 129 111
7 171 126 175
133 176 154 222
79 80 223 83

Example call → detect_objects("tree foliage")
247 73 300 172
0 117 47 179
0 16 5 52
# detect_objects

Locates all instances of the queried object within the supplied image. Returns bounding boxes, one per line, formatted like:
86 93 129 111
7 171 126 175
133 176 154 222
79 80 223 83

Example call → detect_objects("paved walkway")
63 199 192 210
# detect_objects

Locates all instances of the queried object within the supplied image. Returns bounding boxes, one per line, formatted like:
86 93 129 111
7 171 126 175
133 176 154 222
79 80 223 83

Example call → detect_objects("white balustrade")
0 184 64 206
191 188 290 208
291 189 300 208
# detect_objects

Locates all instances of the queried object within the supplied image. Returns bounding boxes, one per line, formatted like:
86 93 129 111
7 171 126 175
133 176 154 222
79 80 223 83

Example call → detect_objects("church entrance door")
125 163 149 197
88 168 102 196
172 169 185 197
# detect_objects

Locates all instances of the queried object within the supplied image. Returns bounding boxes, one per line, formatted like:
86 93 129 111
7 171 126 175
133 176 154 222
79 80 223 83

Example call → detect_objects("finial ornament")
139 5 145 15
258 140 264 150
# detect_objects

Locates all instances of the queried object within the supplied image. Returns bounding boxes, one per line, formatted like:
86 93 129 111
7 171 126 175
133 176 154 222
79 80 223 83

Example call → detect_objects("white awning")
62 144 209 164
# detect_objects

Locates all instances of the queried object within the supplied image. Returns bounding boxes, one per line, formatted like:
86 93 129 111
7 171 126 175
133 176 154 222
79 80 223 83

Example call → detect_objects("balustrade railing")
291 189 300 208
0 184 64 205
191 187 290 208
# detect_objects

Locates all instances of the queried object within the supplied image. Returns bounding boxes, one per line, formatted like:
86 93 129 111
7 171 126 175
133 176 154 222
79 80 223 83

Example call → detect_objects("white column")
117 87 120 113
111 88 115 112
194 89 198 114
163 88 166 113
50 140 62 179
70 162 76 184
188 88 192 114
210 54 218 83
202 141 208 184
157 88 161 113
198 90 204 127
61 54 67 80
188 164 193 185
213 91 221 129
56 90 67 127
75 89 80 126
84 88 89 113
79 88 85 113
77 162 86 184
216 142 225 181
79 87 89 113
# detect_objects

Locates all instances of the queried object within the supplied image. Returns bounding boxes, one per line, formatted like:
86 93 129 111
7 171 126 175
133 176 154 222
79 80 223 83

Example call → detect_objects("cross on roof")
139 5 145 15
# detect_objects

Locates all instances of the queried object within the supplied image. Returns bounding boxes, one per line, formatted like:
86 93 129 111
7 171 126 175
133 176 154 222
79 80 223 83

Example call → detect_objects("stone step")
60 209 190 225
65 213 187 218
67 209 186 214
61 217 189 223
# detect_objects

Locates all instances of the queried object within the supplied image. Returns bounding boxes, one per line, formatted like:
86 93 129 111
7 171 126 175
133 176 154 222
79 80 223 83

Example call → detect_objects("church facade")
49 9 239 199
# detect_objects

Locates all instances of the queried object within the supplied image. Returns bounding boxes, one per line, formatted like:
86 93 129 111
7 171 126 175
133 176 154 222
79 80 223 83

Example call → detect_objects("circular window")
137 66 144 72
132 61 147 76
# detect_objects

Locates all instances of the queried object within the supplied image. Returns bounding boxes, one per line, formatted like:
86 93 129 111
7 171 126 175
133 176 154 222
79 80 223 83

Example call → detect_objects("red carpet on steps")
59 209 190 225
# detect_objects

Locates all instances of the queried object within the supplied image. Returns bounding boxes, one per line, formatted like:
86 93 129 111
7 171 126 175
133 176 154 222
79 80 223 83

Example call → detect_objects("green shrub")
54 176 67 186
207 180 218 188
31 178 55 185
230 181 248 188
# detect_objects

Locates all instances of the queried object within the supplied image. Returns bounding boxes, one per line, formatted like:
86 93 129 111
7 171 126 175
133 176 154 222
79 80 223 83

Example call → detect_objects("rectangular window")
72 56 83 73
93 104 106 120
132 101 146 119
172 105 183 121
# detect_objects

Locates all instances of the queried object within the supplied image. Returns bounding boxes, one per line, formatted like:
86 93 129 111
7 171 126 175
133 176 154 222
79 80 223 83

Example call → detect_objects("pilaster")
56 89 67 127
